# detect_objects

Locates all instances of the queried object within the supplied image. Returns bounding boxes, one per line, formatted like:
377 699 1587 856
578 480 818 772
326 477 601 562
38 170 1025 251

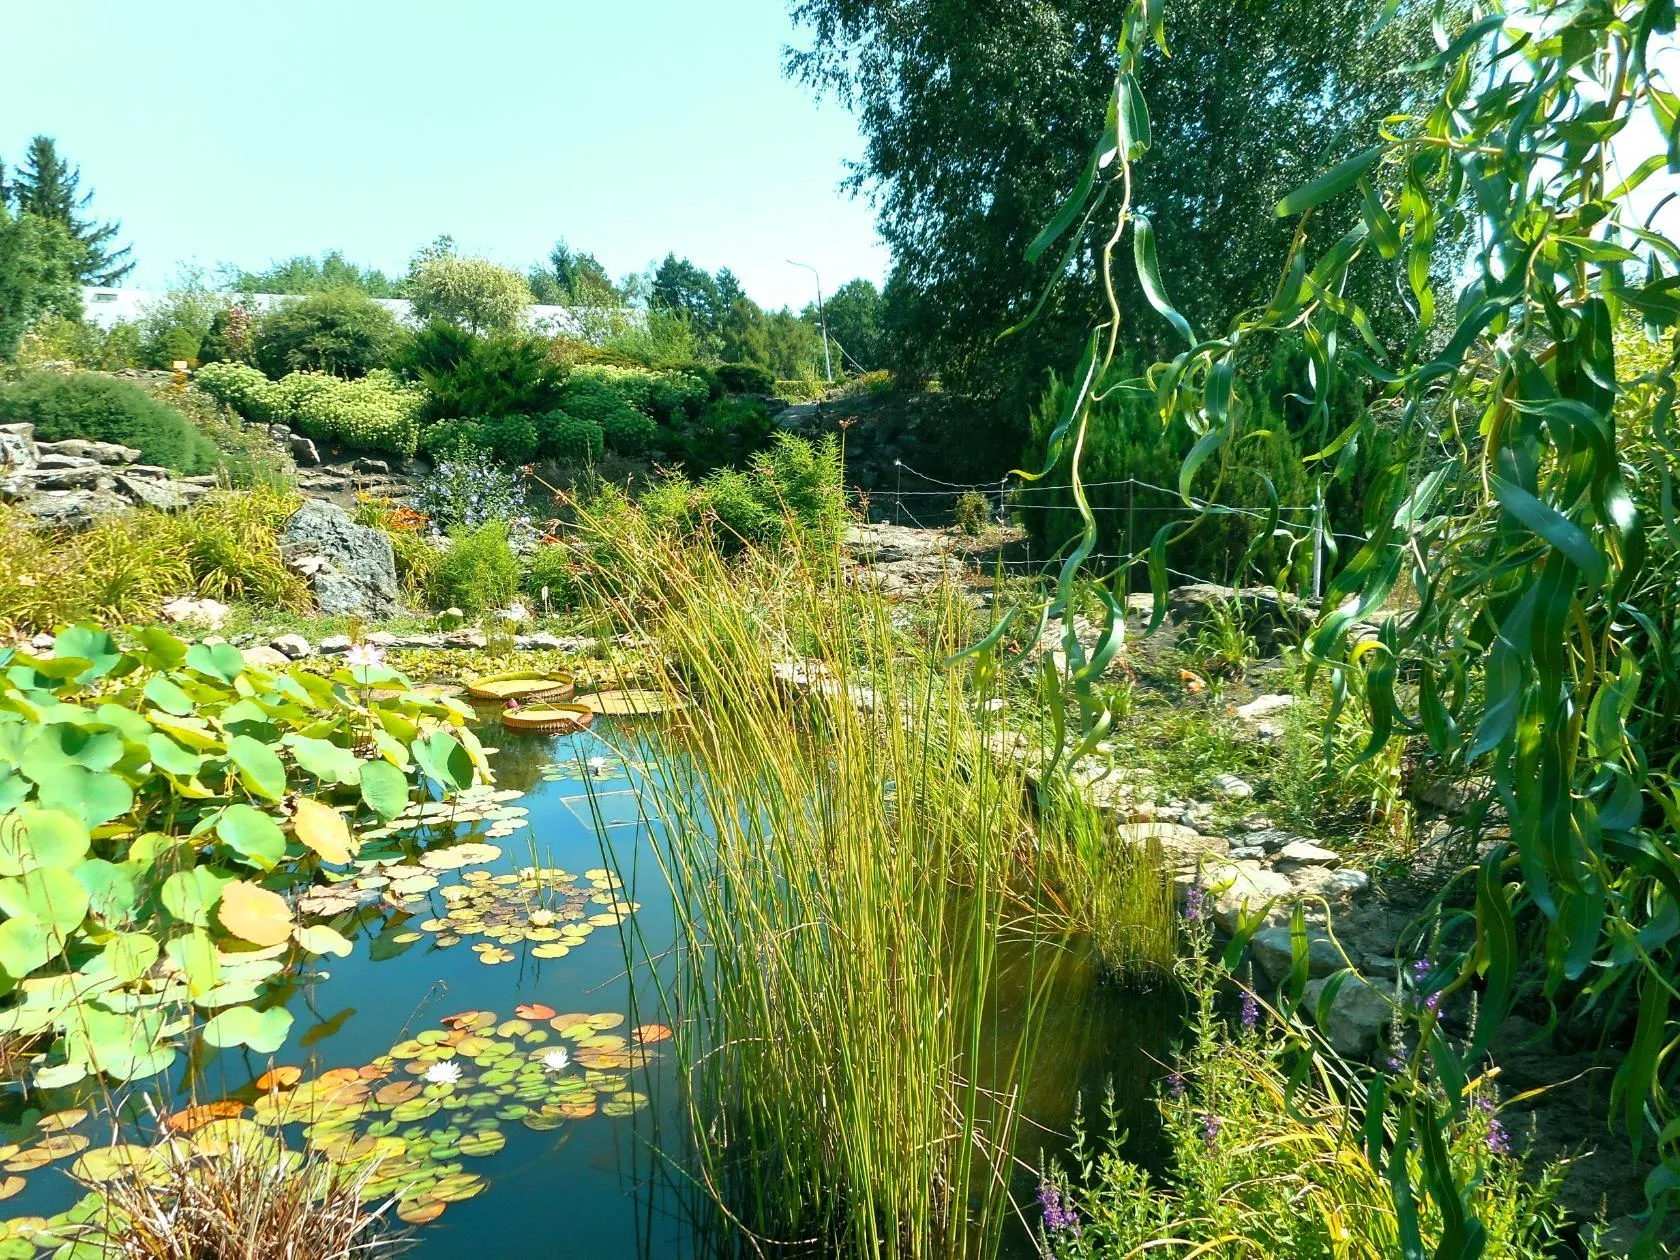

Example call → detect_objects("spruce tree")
13 136 133 286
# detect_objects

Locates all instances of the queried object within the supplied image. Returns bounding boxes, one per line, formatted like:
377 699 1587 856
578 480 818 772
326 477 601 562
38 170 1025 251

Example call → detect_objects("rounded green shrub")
420 417 487 462
715 361 776 395
0 371 218 473
283 369 421 458
537 411 604 465
558 376 657 456
252 289 405 379
599 407 657 456
432 519 520 613
481 414 538 466
195 361 278 424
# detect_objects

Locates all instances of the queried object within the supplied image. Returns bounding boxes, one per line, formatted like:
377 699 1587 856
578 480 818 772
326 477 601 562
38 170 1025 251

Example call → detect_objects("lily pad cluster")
415 866 635 964
0 626 491 1088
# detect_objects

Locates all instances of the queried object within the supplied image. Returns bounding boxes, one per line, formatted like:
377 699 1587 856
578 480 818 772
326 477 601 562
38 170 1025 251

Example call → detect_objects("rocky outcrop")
280 499 401 617
0 425 212 528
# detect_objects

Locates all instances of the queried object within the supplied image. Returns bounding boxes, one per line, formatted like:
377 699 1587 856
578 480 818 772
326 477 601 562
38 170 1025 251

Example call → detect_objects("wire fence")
859 456 1378 599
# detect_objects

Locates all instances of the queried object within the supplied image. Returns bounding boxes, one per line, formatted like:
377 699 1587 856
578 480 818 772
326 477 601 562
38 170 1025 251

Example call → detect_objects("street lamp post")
787 259 834 383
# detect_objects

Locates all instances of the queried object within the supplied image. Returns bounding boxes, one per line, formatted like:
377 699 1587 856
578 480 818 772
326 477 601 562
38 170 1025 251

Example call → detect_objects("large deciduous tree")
408 253 533 336
788 0 1439 414
10 135 133 286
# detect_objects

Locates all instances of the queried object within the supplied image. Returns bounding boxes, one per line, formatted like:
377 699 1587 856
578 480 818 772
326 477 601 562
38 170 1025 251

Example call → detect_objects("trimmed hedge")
0 371 218 473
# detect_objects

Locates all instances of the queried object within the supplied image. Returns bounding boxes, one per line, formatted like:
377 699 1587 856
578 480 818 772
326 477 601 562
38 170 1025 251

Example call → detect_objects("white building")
78 288 630 341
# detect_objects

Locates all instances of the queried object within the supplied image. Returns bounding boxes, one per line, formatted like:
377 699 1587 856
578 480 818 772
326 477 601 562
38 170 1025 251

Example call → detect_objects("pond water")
0 717 1178 1259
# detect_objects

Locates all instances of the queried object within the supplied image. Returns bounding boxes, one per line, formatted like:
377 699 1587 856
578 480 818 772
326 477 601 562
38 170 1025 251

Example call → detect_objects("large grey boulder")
34 438 141 465
0 423 38 475
23 489 133 530
116 474 189 513
1304 973 1393 1059
281 498 400 617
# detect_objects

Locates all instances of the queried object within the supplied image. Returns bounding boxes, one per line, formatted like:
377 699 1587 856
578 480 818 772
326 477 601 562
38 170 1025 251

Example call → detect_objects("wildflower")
541 1048 570 1073
346 642 386 670
1184 885 1204 923
529 908 555 927
1475 1095 1510 1155
1037 1183 1080 1235
424 1059 462 1085
1202 1112 1221 1146
1240 988 1259 1030
1167 1071 1186 1099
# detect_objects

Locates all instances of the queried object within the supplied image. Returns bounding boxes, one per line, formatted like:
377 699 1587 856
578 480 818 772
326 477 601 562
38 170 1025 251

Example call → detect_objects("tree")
251 289 405 379
0 200 82 359
817 278 885 372
408 254 533 335
717 298 770 368
232 251 403 297
651 254 723 333
788 0 1439 414
10 136 133 285
528 240 621 307
765 308 822 380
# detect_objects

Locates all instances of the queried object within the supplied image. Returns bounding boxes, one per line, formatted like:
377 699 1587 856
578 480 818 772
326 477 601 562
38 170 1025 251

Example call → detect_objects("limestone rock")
290 434 321 466
1115 821 1226 868
124 464 171 480
1211 773 1254 799
241 645 291 670
22 489 131 530
1250 924 1346 982
1286 865 1371 901
160 596 230 629
24 464 108 490
281 499 400 617
1196 860 1295 931
0 423 38 475
34 438 141 465
271 634 314 660
35 453 100 471
1304 973 1392 1058
1277 839 1341 867
1235 694 1294 721
115 474 189 512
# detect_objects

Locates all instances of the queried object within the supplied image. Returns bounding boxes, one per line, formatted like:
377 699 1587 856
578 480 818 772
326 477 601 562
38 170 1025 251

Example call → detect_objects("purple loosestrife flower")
1240 989 1259 1030
1202 1112 1221 1146
1475 1096 1511 1155
1167 1071 1186 1099
1037 1183 1080 1235
1184 885 1205 922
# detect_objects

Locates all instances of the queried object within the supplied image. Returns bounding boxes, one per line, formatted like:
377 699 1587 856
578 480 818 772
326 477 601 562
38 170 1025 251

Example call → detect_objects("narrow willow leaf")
1275 146 1382 217
1131 215 1194 345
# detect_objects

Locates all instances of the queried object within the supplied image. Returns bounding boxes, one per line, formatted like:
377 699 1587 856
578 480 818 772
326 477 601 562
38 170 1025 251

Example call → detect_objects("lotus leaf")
217 880 294 947
215 805 287 870
292 798 356 865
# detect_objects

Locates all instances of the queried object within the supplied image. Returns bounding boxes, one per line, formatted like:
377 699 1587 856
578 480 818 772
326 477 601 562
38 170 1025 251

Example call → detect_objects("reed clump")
575 506 1086 1259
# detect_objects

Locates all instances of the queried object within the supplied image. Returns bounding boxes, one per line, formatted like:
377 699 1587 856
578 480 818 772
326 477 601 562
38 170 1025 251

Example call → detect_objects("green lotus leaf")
142 675 196 717
0 774 26 813
284 735 362 786
203 1005 293 1054
192 978 264 1009
215 805 287 870
293 924 354 958
185 642 246 684
30 764 133 829
0 808 89 875
32 1060 88 1090
147 732 204 778
0 918 56 979
90 932 160 984
411 732 472 793
52 627 124 680
0 868 90 933
94 703 153 743
228 735 287 802
166 929 221 997
73 859 138 922
161 868 232 929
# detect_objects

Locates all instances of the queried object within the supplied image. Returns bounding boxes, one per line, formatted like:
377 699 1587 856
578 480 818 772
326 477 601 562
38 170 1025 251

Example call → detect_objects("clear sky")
0 0 889 310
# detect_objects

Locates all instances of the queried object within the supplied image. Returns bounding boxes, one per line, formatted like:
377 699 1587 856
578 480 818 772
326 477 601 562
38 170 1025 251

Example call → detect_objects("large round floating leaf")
0 919 54 978
411 732 472 793
217 880 294 947
227 735 287 802
185 642 246 683
52 627 124 681
142 675 196 717
71 1143 154 1184
358 759 409 822
203 1006 293 1054
215 805 287 871
161 868 231 928
456 1130 504 1158
284 736 362 786
0 809 88 875
166 930 221 998
292 797 356 865
30 765 132 828
146 732 203 778
94 932 159 984
0 868 90 934
293 924 353 958
74 859 138 922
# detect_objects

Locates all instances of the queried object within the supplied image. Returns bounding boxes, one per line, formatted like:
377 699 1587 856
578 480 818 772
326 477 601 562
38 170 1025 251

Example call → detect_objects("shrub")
251 289 404 379
954 490 990 536
557 376 656 455
398 325 567 421
775 376 828 402
674 396 774 475
432 519 520 612
408 255 533 334
745 432 847 548
716 361 776 395
286 370 421 458
354 496 439 603
195 360 279 423
150 486 310 608
0 371 218 472
647 369 712 422
197 304 256 366
536 410 604 465
639 471 702 536
418 416 486 462
599 406 657 456
411 451 529 534
520 539 579 609
481 413 538 466
698 467 775 545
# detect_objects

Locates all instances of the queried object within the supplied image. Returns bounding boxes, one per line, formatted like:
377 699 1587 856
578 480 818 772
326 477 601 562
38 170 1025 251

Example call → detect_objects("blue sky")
0 0 889 310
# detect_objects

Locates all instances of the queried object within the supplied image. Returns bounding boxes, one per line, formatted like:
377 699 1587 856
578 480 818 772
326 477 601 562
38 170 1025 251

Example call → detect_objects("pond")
0 717 1178 1259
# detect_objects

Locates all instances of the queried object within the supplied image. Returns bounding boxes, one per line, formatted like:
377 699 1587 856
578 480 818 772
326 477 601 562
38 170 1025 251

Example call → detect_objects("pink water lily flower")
346 642 387 669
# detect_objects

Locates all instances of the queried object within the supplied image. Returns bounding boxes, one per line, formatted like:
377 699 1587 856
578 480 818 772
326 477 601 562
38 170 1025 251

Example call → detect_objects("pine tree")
13 136 133 286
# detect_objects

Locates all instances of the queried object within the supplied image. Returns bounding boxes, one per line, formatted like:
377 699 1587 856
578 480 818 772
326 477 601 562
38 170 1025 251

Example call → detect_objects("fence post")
894 459 903 527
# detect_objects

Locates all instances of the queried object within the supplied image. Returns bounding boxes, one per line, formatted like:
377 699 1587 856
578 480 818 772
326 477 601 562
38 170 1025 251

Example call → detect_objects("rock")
1211 773 1254 799
1235 694 1294 721
318 636 352 654
160 596 230 629
35 453 100 471
1250 924 1346 982
1167 583 1309 650
1277 839 1341 867
1115 821 1227 868
1304 973 1392 1058
0 423 38 475
115 475 189 512
1195 860 1296 932
280 499 400 617
351 457 390 476
1228 845 1266 861
271 634 314 660
24 464 108 490
1244 827 1296 853
22 489 131 530
290 434 321 466
241 645 290 670
123 464 171 480
393 634 444 649
1286 865 1371 901
34 438 141 465
179 475 221 487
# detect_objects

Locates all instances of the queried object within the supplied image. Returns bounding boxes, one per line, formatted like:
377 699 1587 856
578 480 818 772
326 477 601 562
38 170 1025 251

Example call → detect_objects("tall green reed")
574 513 1071 1259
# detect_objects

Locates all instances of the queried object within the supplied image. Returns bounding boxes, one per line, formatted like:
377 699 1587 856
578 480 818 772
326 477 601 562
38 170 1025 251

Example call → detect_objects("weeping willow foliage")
971 0 1680 1252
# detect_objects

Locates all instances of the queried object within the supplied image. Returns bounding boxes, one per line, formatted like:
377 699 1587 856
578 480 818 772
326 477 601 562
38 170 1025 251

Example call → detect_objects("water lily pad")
634 1023 673 1044
293 798 356 865
255 1066 302 1091
396 1199 445 1224
0 1176 23 1201
217 880 294 947
69 1144 153 1184
456 1130 505 1158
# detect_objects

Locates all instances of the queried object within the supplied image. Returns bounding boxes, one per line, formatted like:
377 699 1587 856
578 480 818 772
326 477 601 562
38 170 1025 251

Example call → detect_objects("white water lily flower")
541 1048 570 1073
500 601 531 624
528 908 556 927
587 756 607 776
424 1059 462 1085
